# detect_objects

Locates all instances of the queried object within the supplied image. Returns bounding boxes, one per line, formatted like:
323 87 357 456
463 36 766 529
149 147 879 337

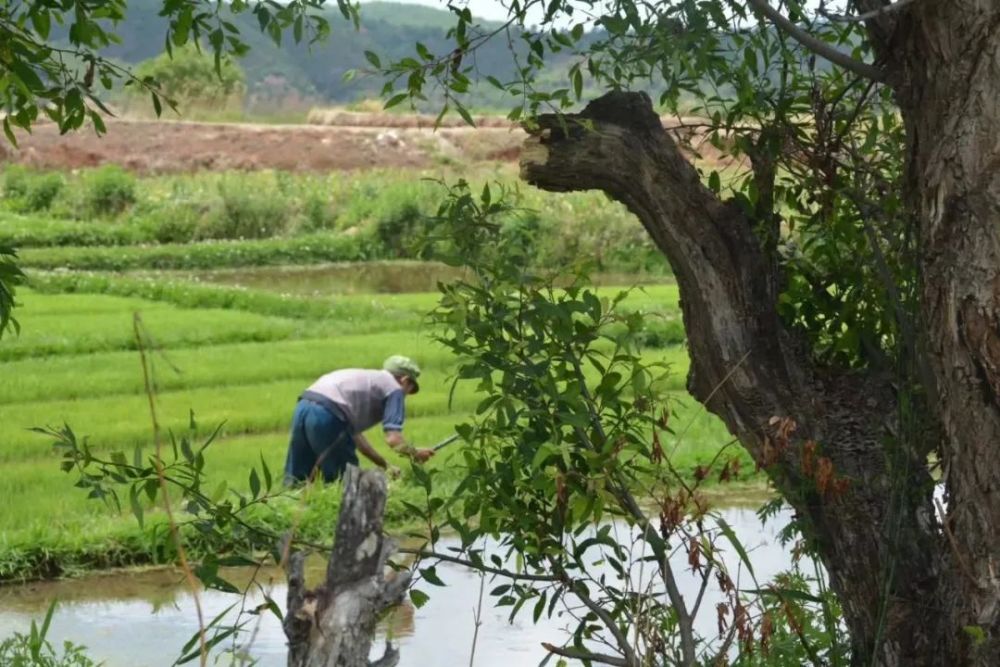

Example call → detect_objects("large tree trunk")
284 466 409 667
520 92 945 665
879 1 1000 663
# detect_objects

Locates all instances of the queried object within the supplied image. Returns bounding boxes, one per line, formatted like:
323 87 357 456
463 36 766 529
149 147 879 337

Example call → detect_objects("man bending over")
284 355 434 484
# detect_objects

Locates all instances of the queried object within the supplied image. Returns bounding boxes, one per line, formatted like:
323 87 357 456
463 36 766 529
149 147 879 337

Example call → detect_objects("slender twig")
745 0 885 81
468 572 486 667
668 351 751 458
691 560 715 621
397 547 561 582
134 313 208 667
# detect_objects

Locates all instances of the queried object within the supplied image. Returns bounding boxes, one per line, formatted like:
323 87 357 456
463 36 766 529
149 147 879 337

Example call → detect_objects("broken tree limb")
284 466 410 667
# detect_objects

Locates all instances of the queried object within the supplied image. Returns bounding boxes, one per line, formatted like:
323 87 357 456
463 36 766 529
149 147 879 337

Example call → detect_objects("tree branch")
541 642 628 667
745 0 885 81
396 547 562 582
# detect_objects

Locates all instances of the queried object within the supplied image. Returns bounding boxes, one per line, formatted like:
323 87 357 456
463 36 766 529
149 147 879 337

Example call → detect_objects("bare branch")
541 642 629 667
397 547 562 582
822 0 922 23
745 0 885 81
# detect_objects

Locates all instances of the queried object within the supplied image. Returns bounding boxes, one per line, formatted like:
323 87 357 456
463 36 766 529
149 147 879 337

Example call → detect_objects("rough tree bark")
284 466 408 667
872 2 1000 663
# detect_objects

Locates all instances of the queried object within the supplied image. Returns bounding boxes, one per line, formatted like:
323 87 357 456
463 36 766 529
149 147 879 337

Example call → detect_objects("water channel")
0 504 800 666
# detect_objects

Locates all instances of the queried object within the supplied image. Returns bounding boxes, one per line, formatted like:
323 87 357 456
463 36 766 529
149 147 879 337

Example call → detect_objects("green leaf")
364 51 382 68
410 588 430 608
129 486 144 528
31 11 52 40
249 468 261 498
708 170 721 193
2 118 18 147
384 93 408 109
717 517 755 579
420 566 445 586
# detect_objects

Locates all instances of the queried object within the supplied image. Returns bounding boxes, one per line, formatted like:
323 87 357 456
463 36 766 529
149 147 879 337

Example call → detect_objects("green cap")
383 355 421 393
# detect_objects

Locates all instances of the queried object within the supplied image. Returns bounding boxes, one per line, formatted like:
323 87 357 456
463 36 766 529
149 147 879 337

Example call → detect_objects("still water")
0 505 797 666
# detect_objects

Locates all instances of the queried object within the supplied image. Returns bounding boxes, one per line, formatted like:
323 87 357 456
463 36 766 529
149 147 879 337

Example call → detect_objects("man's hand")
412 448 435 464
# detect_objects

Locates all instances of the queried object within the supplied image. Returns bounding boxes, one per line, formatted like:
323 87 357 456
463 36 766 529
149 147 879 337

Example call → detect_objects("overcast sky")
358 0 845 25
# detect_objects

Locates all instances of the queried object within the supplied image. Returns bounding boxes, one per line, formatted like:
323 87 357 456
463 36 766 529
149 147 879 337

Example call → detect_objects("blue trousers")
283 400 357 484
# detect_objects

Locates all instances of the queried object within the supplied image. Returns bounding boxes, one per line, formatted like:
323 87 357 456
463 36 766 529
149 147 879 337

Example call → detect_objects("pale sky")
358 0 594 25
359 0 843 25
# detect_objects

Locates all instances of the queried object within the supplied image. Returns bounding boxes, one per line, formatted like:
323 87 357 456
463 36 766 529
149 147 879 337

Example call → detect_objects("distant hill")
81 1 804 114
82 0 561 112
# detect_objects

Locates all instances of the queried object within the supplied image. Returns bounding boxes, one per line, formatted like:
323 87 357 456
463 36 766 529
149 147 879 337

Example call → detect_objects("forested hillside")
75 0 589 110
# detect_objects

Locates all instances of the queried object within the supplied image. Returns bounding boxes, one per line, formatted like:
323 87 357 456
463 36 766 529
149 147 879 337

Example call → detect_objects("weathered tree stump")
284 466 409 667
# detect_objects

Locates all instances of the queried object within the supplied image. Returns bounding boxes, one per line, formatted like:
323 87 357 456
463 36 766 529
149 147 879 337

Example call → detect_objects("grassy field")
0 157 754 582
0 277 742 582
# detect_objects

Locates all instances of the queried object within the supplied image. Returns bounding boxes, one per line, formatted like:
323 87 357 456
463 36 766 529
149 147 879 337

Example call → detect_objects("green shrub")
301 192 337 231
2 166 30 200
24 173 64 212
132 206 201 244
373 202 429 258
84 166 136 216
205 179 291 239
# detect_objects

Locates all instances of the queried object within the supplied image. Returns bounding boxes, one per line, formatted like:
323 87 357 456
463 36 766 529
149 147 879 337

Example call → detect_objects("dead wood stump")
284 466 409 667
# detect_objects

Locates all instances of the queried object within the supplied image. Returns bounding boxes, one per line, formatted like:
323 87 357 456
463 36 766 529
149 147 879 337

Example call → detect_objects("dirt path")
0 115 725 174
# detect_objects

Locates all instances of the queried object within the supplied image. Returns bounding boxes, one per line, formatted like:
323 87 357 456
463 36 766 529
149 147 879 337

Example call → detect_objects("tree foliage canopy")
131 45 246 109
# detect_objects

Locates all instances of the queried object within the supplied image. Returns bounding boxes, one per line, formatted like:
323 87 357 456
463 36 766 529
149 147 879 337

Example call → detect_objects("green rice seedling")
0 334 460 405
18 233 371 271
0 299 307 361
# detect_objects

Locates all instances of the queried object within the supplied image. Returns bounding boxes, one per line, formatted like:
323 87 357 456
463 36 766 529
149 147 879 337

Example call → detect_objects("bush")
300 192 337 231
24 173 64 212
84 166 136 216
204 179 291 239
132 206 201 244
2 166 30 200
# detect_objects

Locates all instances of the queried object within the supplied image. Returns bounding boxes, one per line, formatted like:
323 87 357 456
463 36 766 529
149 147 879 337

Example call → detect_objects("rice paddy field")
0 164 747 582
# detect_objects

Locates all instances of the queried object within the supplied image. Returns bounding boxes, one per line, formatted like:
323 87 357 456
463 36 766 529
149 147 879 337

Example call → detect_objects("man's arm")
353 432 388 469
382 389 434 463
385 430 434 462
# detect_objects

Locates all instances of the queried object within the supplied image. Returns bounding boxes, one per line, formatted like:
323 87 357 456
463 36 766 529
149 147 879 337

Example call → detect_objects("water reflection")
0 505 796 666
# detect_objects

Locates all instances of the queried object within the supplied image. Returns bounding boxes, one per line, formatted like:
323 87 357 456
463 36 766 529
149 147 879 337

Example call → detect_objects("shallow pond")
0 505 797 666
